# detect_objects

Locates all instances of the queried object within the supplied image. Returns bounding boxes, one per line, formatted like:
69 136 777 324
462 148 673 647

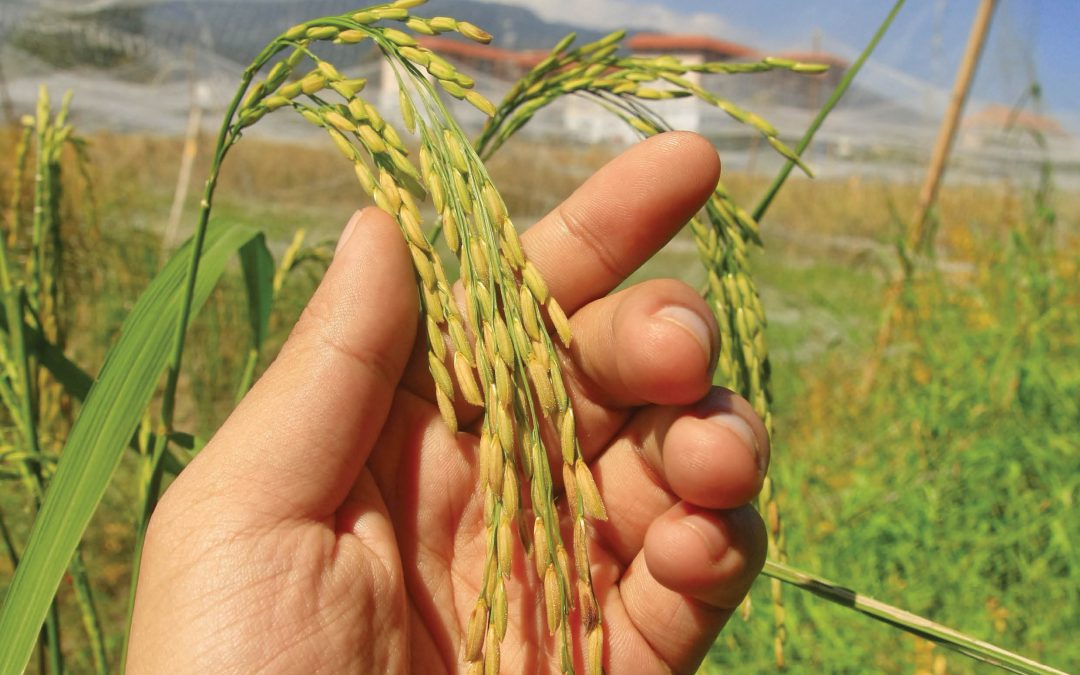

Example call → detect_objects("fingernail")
681 510 728 563
335 209 365 258
655 306 716 367
707 411 763 477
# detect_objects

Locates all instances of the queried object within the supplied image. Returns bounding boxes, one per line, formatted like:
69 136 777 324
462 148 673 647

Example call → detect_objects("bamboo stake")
860 0 997 394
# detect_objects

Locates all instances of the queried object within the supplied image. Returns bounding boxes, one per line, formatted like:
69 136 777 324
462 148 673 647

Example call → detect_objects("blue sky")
681 1 1078 115
495 0 1079 132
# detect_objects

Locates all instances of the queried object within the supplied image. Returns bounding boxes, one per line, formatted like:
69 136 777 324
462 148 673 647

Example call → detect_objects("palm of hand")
129 133 768 674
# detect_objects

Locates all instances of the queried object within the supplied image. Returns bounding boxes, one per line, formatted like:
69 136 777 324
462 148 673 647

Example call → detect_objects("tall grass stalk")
763 561 1067 675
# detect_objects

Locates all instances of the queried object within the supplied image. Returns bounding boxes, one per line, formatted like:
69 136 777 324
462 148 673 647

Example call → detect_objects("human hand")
127 132 769 674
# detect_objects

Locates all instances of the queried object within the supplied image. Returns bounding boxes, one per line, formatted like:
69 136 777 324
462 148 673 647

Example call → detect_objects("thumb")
190 207 419 518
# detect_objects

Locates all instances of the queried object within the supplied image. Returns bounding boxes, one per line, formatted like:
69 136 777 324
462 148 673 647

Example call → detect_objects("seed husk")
544 564 561 635
576 459 608 521
465 598 488 662
522 261 549 304
533 517 549 576
436 388 457 435
428 352 454 400
586 626 604 675
493 578 509 640
457 21 493 44
572 516 591 575
562 462 579 518
578 579 599 631
528 359 555 412
559 409 576 465
454 351 483 406
483 626 500 675
502 464 520 520
498 514 513 577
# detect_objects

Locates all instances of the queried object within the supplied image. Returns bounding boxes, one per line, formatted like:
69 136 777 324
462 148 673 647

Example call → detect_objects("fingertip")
614 279 717 406
334 207 404 262
643 503 766 609
647 130 721 188
663 409 763 509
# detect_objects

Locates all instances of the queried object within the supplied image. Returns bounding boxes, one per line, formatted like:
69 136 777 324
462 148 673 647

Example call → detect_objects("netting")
2 0 1077 188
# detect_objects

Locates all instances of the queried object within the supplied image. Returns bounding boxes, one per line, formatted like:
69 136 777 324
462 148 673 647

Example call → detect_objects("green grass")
540 151 1080 672
1 121 1077 672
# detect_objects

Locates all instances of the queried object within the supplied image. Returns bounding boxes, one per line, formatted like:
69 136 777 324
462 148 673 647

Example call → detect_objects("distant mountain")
135 0 610 65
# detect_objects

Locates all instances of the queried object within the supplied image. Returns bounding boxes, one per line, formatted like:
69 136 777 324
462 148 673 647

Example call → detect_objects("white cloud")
488 0 760 43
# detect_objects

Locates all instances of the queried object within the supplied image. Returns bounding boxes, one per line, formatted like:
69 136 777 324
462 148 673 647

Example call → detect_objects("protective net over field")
2 0 1077 187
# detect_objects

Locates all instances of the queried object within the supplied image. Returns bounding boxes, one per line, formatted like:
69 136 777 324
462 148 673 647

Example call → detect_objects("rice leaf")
239 233 275 352
0 221 266 674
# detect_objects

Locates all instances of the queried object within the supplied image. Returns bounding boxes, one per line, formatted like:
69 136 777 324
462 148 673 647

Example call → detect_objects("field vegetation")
1 121 1075 672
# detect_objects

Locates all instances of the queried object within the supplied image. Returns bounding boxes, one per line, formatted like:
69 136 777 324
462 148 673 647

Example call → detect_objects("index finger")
521 131 720 314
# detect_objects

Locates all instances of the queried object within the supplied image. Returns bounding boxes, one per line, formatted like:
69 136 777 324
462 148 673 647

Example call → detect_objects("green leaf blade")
0 222 263 675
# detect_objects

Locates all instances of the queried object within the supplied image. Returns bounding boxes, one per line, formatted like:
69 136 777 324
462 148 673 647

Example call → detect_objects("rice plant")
0 1 1071 673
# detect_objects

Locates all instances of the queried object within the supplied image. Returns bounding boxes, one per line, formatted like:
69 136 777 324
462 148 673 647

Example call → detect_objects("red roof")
626 33 756 59
964 105 1068 136
416 36 547 69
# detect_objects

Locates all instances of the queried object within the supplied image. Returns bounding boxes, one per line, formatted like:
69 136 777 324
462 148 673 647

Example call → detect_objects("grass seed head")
586 626 604 675
498 514 513 577
357 125 387 153
399 203 427 250
306 25 339 40
522 261 549 304
465 90 497 117
575 460 607 521
487 435 505 494
533 517 550 577
559 409 576 465
501 219 526 269
483 626 500 675
573 518 591 580
493 578 509 640
454 351 483 406
429 16 458 32
496 404 514 455
436 388 457 434
528 358 555 413
300 72 327 95
426 317 445 359
409 246 436 289
520 286 541 341
441 207 460 252
551 366 569 412
457 21 493 44
405 17 437 35
562 462 580 518
502 464 520 520
337 29 368 44
429 351 454 400
547 297 573 347
465 598 488 662
577 579 598 631
544 565 561 635
399 45 431 67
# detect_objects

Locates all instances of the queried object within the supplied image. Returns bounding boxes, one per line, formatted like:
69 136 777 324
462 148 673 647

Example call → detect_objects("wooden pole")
161 63 205 262
909 0 998 249
860 0 997 394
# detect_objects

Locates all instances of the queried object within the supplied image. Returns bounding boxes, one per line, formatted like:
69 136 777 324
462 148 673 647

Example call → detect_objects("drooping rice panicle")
223 4 610 669
472 30 811 666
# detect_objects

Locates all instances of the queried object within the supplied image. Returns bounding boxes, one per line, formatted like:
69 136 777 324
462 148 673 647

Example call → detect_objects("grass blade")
751 0 906 222
0 221 265 675
240 234 274 354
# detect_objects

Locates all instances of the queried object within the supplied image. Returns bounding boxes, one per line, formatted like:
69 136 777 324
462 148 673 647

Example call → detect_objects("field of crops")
0 2 1078 673
1 122 1075 672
